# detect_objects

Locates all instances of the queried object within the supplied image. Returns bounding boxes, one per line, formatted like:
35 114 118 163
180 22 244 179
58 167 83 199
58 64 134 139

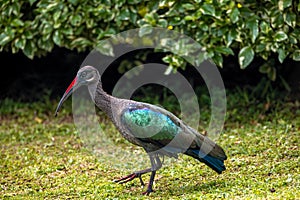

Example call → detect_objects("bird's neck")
88 81 113 116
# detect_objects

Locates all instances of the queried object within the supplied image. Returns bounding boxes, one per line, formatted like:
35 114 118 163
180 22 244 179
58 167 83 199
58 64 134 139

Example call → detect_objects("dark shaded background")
1 47 299 101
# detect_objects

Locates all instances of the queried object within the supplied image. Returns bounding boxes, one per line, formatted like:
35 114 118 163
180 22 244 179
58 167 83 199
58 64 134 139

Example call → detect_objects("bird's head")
55 65 100 116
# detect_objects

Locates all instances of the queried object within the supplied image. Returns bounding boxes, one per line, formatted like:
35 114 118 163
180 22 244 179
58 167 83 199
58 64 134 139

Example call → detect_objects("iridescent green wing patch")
122 107 180 140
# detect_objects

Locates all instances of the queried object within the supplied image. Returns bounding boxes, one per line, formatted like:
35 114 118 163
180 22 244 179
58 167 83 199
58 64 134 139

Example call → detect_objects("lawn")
0 91 299 199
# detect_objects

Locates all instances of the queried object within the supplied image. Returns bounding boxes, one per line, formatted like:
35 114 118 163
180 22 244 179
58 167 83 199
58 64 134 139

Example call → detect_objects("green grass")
0 91 299 199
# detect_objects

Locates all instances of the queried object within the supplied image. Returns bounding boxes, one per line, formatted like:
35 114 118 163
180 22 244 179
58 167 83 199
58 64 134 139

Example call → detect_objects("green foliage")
0 0 300 79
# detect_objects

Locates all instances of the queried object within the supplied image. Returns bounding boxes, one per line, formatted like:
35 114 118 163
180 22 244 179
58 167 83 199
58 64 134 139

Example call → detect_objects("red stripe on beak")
55 77 78 116
65 77 77 94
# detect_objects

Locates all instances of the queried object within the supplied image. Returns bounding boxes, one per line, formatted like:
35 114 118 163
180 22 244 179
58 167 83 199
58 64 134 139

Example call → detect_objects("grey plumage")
55 65 227 195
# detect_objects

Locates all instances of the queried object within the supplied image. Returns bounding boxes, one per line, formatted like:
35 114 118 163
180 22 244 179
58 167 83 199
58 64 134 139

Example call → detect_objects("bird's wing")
121 103 227 160
121 104 179 142
145 103 226 160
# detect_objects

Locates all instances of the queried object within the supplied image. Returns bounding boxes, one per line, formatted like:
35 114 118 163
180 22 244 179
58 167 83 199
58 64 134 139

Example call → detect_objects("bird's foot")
142 188 154 195
114 172 145 186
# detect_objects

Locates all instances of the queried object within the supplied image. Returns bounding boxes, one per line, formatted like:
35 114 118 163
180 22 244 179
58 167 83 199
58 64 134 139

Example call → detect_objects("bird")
55 65 227 195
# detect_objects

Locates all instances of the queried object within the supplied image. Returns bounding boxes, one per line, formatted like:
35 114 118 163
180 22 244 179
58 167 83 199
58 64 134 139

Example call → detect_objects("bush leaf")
292 50 300 61
274 31 288 42
139 24 153 37
212 53 223 68
246 18 259 43
284 12 296 27
238 46 254 69
230 7 240 23
278 0 292 10
215 46 234 55
14 37 26 50
200 3 215 16
96 40 114 57
278 48 287 63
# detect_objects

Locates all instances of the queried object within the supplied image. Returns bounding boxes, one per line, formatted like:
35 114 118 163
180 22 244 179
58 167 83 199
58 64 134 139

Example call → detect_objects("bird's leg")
142 154 162 195
114 153 162 195
114 167 152 186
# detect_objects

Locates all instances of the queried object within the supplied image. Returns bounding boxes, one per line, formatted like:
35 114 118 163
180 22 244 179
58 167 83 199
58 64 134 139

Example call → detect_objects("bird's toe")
114 173 136 184
142 188 154 195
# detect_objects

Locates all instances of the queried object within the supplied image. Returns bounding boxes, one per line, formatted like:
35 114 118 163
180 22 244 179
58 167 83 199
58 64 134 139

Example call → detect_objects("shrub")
0 0 299 80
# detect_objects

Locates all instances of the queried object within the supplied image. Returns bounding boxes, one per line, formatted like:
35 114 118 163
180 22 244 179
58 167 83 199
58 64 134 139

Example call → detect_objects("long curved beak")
55 77 78 116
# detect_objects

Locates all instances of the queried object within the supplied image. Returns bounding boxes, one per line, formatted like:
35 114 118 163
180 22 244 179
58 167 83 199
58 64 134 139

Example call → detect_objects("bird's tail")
185 149 226 174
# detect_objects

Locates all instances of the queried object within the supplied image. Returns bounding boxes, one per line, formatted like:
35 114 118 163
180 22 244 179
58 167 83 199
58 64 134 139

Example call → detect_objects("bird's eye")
80 71 87 78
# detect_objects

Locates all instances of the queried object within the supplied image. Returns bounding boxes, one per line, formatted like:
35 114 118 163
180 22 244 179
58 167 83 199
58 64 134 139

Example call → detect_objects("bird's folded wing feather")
121 103 227 160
